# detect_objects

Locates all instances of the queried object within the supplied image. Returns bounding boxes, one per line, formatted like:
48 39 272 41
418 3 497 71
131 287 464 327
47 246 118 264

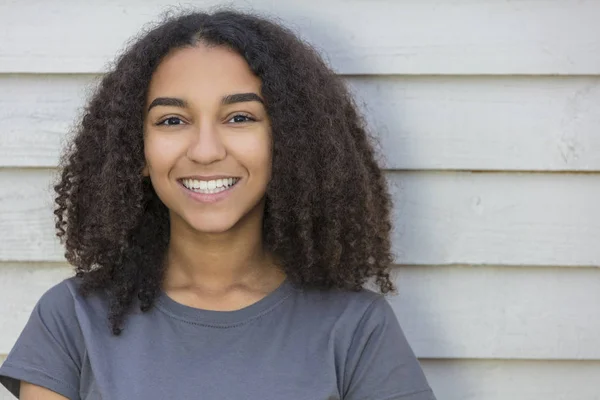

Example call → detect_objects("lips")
180 177 240 193
178 177 240 204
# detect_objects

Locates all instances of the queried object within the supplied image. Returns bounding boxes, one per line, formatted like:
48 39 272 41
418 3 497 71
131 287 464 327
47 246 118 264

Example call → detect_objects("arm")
20 381 70 400
0 279 84 400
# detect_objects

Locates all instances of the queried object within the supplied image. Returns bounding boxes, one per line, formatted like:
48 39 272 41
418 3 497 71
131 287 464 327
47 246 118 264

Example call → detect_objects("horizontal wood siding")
420 360 600 400
1 0 598 399
1 1 599 74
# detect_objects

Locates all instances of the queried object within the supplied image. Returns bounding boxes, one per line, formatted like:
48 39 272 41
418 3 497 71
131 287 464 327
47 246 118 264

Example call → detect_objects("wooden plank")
1 0 599 75
1 263 599 360
421 359 600 400
2 75 600 171
0 75 94 168
390 265 600 359
0 170 64 262
351 76 600 171
388 171 600 266
1 169 599 266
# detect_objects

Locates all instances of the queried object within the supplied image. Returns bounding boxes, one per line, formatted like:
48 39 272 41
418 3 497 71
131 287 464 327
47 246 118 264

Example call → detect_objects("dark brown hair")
54 9 395 335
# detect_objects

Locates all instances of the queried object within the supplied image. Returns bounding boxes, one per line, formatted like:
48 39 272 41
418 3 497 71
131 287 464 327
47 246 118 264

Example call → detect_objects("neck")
162 203 281 293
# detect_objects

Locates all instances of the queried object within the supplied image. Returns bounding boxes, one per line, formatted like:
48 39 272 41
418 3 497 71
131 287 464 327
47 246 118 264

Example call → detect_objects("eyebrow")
147 92 264 112
222 93 264 105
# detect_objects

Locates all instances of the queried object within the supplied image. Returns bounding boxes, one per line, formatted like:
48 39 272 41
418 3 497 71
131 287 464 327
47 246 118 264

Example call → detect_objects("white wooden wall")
1 1 599 399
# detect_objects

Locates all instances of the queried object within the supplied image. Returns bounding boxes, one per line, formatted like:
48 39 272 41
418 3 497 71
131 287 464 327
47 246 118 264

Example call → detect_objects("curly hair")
53 9 395 335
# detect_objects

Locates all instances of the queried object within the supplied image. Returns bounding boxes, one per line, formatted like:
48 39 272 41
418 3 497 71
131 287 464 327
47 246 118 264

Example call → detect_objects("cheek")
143 134 185 171
233 132 272 175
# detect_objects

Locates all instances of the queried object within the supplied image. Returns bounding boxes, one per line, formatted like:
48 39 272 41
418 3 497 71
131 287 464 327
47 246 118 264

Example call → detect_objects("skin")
21 43 286 398
142 43 286 309
20 382 68 400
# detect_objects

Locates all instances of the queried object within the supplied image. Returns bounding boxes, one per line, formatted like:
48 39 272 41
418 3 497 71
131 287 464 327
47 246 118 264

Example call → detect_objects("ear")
142 164 149 177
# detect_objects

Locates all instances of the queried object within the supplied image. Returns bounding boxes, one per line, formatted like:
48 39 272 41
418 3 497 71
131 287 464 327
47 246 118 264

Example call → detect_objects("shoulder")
33 276 82 324
291 284 396 330
35 275 109 325
36 276 79 308
39 275 81 300
0 277 89 399
37 275 87 309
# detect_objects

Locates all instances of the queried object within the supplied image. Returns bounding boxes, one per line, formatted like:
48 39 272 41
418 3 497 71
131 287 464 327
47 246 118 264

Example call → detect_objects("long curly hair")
53 9 395 335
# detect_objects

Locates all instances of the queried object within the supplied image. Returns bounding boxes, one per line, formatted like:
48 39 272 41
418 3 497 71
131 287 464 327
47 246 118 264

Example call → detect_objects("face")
143 43 272 234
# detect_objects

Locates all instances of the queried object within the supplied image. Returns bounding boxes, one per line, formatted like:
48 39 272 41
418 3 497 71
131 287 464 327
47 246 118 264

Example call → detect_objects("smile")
180 177 240 194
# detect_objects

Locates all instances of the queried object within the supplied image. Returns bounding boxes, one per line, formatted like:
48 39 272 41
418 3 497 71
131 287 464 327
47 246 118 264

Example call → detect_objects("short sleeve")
0 279 84 399
343 295 436 400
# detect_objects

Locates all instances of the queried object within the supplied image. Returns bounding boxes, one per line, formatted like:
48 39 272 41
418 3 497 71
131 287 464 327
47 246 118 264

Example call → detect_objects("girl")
0 9 435 400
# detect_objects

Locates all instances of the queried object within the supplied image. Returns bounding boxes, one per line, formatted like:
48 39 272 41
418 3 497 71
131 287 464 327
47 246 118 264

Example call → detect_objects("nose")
186 120 226 164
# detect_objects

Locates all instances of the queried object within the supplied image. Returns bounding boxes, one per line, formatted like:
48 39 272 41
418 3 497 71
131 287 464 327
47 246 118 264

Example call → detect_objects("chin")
187 219 237 234
183 212 242 234
169 197 265 235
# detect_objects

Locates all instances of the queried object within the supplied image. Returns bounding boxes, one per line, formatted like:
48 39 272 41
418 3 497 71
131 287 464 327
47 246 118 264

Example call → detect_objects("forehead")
147 43 262 98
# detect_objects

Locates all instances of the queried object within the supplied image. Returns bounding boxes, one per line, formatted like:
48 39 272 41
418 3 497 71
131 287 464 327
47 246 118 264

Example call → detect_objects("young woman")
0 10 436 400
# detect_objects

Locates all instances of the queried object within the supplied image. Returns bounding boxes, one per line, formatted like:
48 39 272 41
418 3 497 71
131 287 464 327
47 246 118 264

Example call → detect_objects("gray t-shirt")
0 276 435 400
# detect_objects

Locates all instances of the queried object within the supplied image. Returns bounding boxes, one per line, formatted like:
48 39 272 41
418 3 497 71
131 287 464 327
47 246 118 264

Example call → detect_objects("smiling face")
142 43 272 234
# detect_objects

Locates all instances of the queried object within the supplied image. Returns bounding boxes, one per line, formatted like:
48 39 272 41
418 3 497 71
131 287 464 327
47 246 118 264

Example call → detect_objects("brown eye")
227 114 256 124
157 117 184 126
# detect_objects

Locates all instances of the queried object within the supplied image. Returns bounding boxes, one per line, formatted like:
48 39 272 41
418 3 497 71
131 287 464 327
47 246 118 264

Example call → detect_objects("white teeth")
181 178 239 194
